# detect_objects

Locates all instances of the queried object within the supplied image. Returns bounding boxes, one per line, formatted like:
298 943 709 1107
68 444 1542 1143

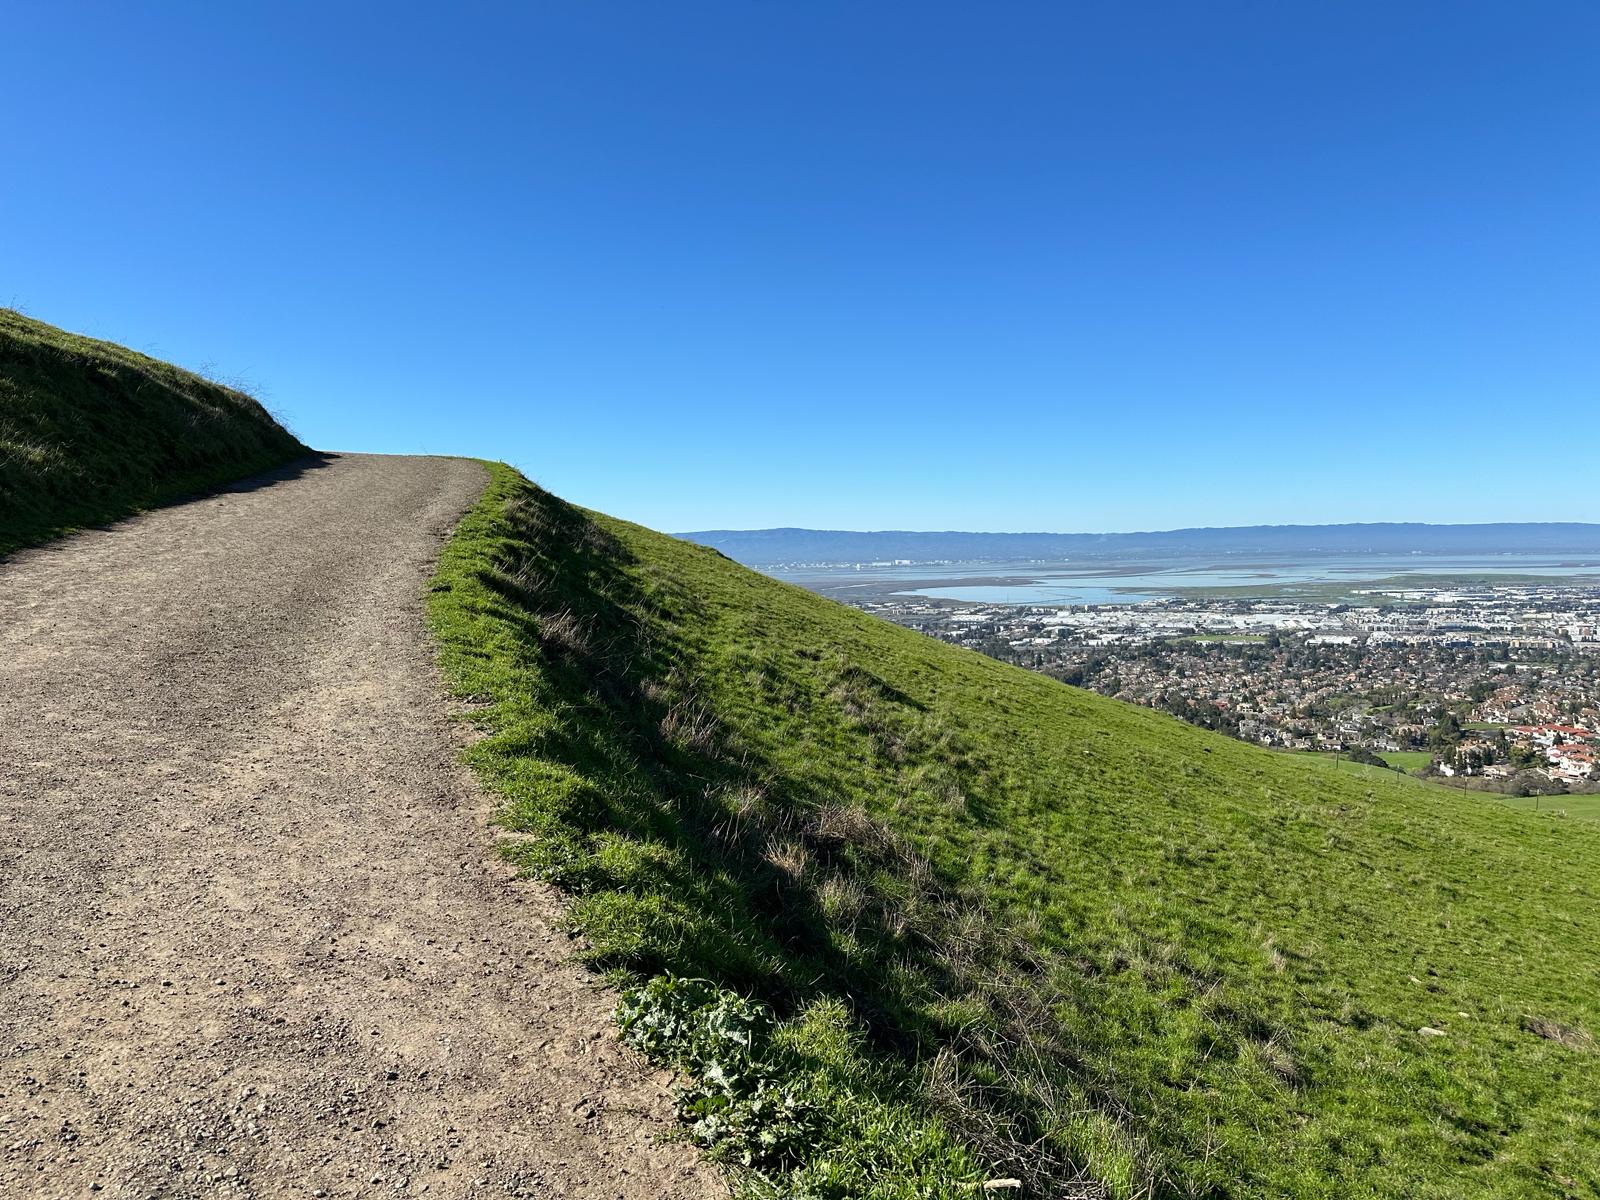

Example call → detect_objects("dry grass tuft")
660 692 718 754
1521 1015 1595 1052
763 836 811 883
536 607 589 655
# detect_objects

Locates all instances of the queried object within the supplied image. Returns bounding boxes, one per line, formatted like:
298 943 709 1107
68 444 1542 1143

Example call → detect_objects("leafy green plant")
617 976 816 1168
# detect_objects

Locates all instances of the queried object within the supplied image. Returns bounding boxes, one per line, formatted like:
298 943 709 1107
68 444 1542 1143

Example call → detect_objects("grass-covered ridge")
0 309 308 554
431 465 1600 1199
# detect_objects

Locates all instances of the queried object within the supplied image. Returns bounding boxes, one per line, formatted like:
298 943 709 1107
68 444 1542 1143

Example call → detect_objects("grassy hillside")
431 466 1600 1200
0 309 307 554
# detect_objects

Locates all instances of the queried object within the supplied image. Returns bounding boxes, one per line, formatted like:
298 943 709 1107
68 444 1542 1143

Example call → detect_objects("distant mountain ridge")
679 522 1600 565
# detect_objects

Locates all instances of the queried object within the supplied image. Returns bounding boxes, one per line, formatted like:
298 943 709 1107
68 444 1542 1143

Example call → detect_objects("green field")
0 309 307 554
1288 749 1432 785
1494 793 1600 822
1378 750 1434 772
431 467 1600 1200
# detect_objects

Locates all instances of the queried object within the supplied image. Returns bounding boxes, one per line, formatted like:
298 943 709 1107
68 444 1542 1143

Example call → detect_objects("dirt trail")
0 454 719 1199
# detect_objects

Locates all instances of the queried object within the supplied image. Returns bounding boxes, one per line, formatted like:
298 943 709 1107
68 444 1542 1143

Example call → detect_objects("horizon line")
677 519 1600 538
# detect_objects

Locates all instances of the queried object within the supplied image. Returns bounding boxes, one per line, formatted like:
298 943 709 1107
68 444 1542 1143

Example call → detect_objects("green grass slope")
432 467 1600 1200
0 309 308 554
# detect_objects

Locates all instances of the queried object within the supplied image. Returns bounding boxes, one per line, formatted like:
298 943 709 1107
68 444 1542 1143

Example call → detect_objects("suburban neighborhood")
862 582 1600 793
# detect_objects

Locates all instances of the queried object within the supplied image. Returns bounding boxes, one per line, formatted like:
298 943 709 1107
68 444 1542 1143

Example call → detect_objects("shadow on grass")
463 480 1090 1192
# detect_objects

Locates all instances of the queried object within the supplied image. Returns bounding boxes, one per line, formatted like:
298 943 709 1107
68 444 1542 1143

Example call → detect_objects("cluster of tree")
1341 744 1394 769
1151 691 1240 736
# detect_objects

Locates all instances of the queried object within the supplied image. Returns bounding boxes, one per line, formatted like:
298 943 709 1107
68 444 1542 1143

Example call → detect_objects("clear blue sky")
5 3 1597 533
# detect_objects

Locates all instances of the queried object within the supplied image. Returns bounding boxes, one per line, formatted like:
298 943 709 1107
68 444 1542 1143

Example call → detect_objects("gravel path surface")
0 454 719 1199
